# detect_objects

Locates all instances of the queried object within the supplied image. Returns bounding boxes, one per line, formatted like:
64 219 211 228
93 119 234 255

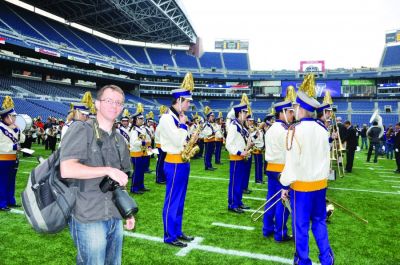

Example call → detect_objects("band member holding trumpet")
214 112 224 165
203 106 216 171
280 74 334 265
155 105 168 184
129 103 150 194
0 96 25 211
263 100 294 242
251 119 265 184
226 103 252 213
159 72 196 247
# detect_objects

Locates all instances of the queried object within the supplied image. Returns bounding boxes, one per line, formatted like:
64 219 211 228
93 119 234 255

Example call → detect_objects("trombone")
251 189 282 222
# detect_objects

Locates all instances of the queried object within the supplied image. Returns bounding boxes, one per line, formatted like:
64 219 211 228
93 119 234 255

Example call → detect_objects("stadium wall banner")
67 55 89 64
95 62 114 69
281 80 341 97
342 79 375 86
35 47 60 57
120 67 136 74
0 37 5 44
253 80 281 87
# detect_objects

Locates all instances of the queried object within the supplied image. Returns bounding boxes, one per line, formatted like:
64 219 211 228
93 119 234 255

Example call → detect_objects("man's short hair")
97 85 125 101
344 120 351 126
372 121 378 126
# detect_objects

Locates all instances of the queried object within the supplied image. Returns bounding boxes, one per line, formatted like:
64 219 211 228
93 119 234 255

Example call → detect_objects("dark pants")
367 143 380 162
395 149 400 171
345 149 355 172
204 141 215 169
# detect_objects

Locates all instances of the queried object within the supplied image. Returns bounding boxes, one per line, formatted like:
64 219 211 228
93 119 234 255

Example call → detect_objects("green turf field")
0 143 399 265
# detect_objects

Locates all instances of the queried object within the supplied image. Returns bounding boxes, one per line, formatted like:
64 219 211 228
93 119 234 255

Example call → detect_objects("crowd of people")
2 73 400 265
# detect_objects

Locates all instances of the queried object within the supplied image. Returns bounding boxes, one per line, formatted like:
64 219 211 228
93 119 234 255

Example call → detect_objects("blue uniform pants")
162 161 190 243
241 156 252 191
253 153 263 183
204 141 215 169
291 188 334 265
214 141 222 164
156 148 166 183
0 159 18 208
228 160 245 209
144 155 150 172
130 156 145 192
262 171 289 241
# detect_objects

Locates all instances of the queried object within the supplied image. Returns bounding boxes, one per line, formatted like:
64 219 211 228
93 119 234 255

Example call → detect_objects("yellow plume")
299 74 316 98
240 93 250 105
247 106 253 117
2 96 14 109
90 104 96 115
81 91 93 108
204 106 212 115
284 85 297 102
257 118 261 123
323 90 333 104
159 105 168 115
123 109 130 117
181 72 194 91
218 112 223 118
136 103 144 114
146 111 154 119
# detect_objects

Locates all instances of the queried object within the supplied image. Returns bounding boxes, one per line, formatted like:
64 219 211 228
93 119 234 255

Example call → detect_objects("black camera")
99 177 138 218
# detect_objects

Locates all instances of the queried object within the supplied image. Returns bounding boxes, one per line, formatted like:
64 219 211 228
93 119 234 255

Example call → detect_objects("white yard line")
211 222 255 231
380 176 400 179
329 187 400 195
18 160 37 163
191 175 228 181
11 210 305 264
243 196 265 201
383 180 400 183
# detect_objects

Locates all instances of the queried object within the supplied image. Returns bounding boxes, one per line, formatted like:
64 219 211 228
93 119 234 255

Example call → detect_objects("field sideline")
0 143 399 265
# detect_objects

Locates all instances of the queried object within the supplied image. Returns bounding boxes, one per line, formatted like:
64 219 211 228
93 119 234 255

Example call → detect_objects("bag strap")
93 121 123 169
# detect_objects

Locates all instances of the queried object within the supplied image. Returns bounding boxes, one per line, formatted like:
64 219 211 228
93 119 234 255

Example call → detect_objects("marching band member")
0 96 25 211
155 105 168 184
60 92 92 145
202 106 216 170
143 111 155 173
159 72 196 247
263 100 294 242
129 103 150 194
241 95 253 195
226 103 251 213
214 112 224 165
117 109 131 146
280 74 334 265
196 116 205 159
252 118 265 184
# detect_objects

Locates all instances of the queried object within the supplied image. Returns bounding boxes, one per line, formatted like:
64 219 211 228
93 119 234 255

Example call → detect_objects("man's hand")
124 216 135 230
107 168 129 186
281 190 289 201
240 151 249 158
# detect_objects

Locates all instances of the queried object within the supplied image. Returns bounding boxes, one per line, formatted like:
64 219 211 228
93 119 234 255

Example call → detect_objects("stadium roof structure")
22 0 198 45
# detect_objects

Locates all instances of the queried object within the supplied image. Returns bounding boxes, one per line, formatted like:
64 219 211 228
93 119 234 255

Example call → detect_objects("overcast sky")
180 0 400 71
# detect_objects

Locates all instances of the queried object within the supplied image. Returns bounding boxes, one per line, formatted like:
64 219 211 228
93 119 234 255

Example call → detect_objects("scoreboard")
215 40 249 50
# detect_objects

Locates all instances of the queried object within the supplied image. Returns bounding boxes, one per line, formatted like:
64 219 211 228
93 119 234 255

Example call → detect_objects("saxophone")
181 123 201 162
139 133 148 155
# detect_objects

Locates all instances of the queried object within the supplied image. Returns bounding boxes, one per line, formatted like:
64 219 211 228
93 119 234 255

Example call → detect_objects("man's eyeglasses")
100 98 124 107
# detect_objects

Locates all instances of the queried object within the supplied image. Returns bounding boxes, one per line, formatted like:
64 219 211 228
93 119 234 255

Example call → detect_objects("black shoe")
345 170 351 173
275 235 293 243
239 204 250 210
228 207 244 214
205 167 216 171
144 170 153 174
131 190 144 194
178 234 194 242
394 170 400 174
8 204 21 208
156 181 166 184
242 189 252 194
0 207 11 212
166 240 187 248
215 162 223 165
255 181 265 184
140 187 151 192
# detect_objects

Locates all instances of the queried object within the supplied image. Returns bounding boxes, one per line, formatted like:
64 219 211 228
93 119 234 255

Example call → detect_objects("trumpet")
139 134 147 154
251 189 283 222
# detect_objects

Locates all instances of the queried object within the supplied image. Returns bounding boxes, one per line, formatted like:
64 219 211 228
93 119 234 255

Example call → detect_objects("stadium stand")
381 45 400 67
222 53 249 70
173 50 199 69
199 52 223 69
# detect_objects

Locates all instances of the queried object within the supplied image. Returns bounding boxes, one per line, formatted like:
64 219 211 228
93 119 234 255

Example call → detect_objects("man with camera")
60 85 135 265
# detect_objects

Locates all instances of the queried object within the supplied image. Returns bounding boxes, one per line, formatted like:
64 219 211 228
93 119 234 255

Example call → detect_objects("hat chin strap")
283 109 289 124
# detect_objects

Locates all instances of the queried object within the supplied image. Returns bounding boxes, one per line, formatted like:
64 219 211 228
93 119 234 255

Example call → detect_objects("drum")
15 114 33 132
